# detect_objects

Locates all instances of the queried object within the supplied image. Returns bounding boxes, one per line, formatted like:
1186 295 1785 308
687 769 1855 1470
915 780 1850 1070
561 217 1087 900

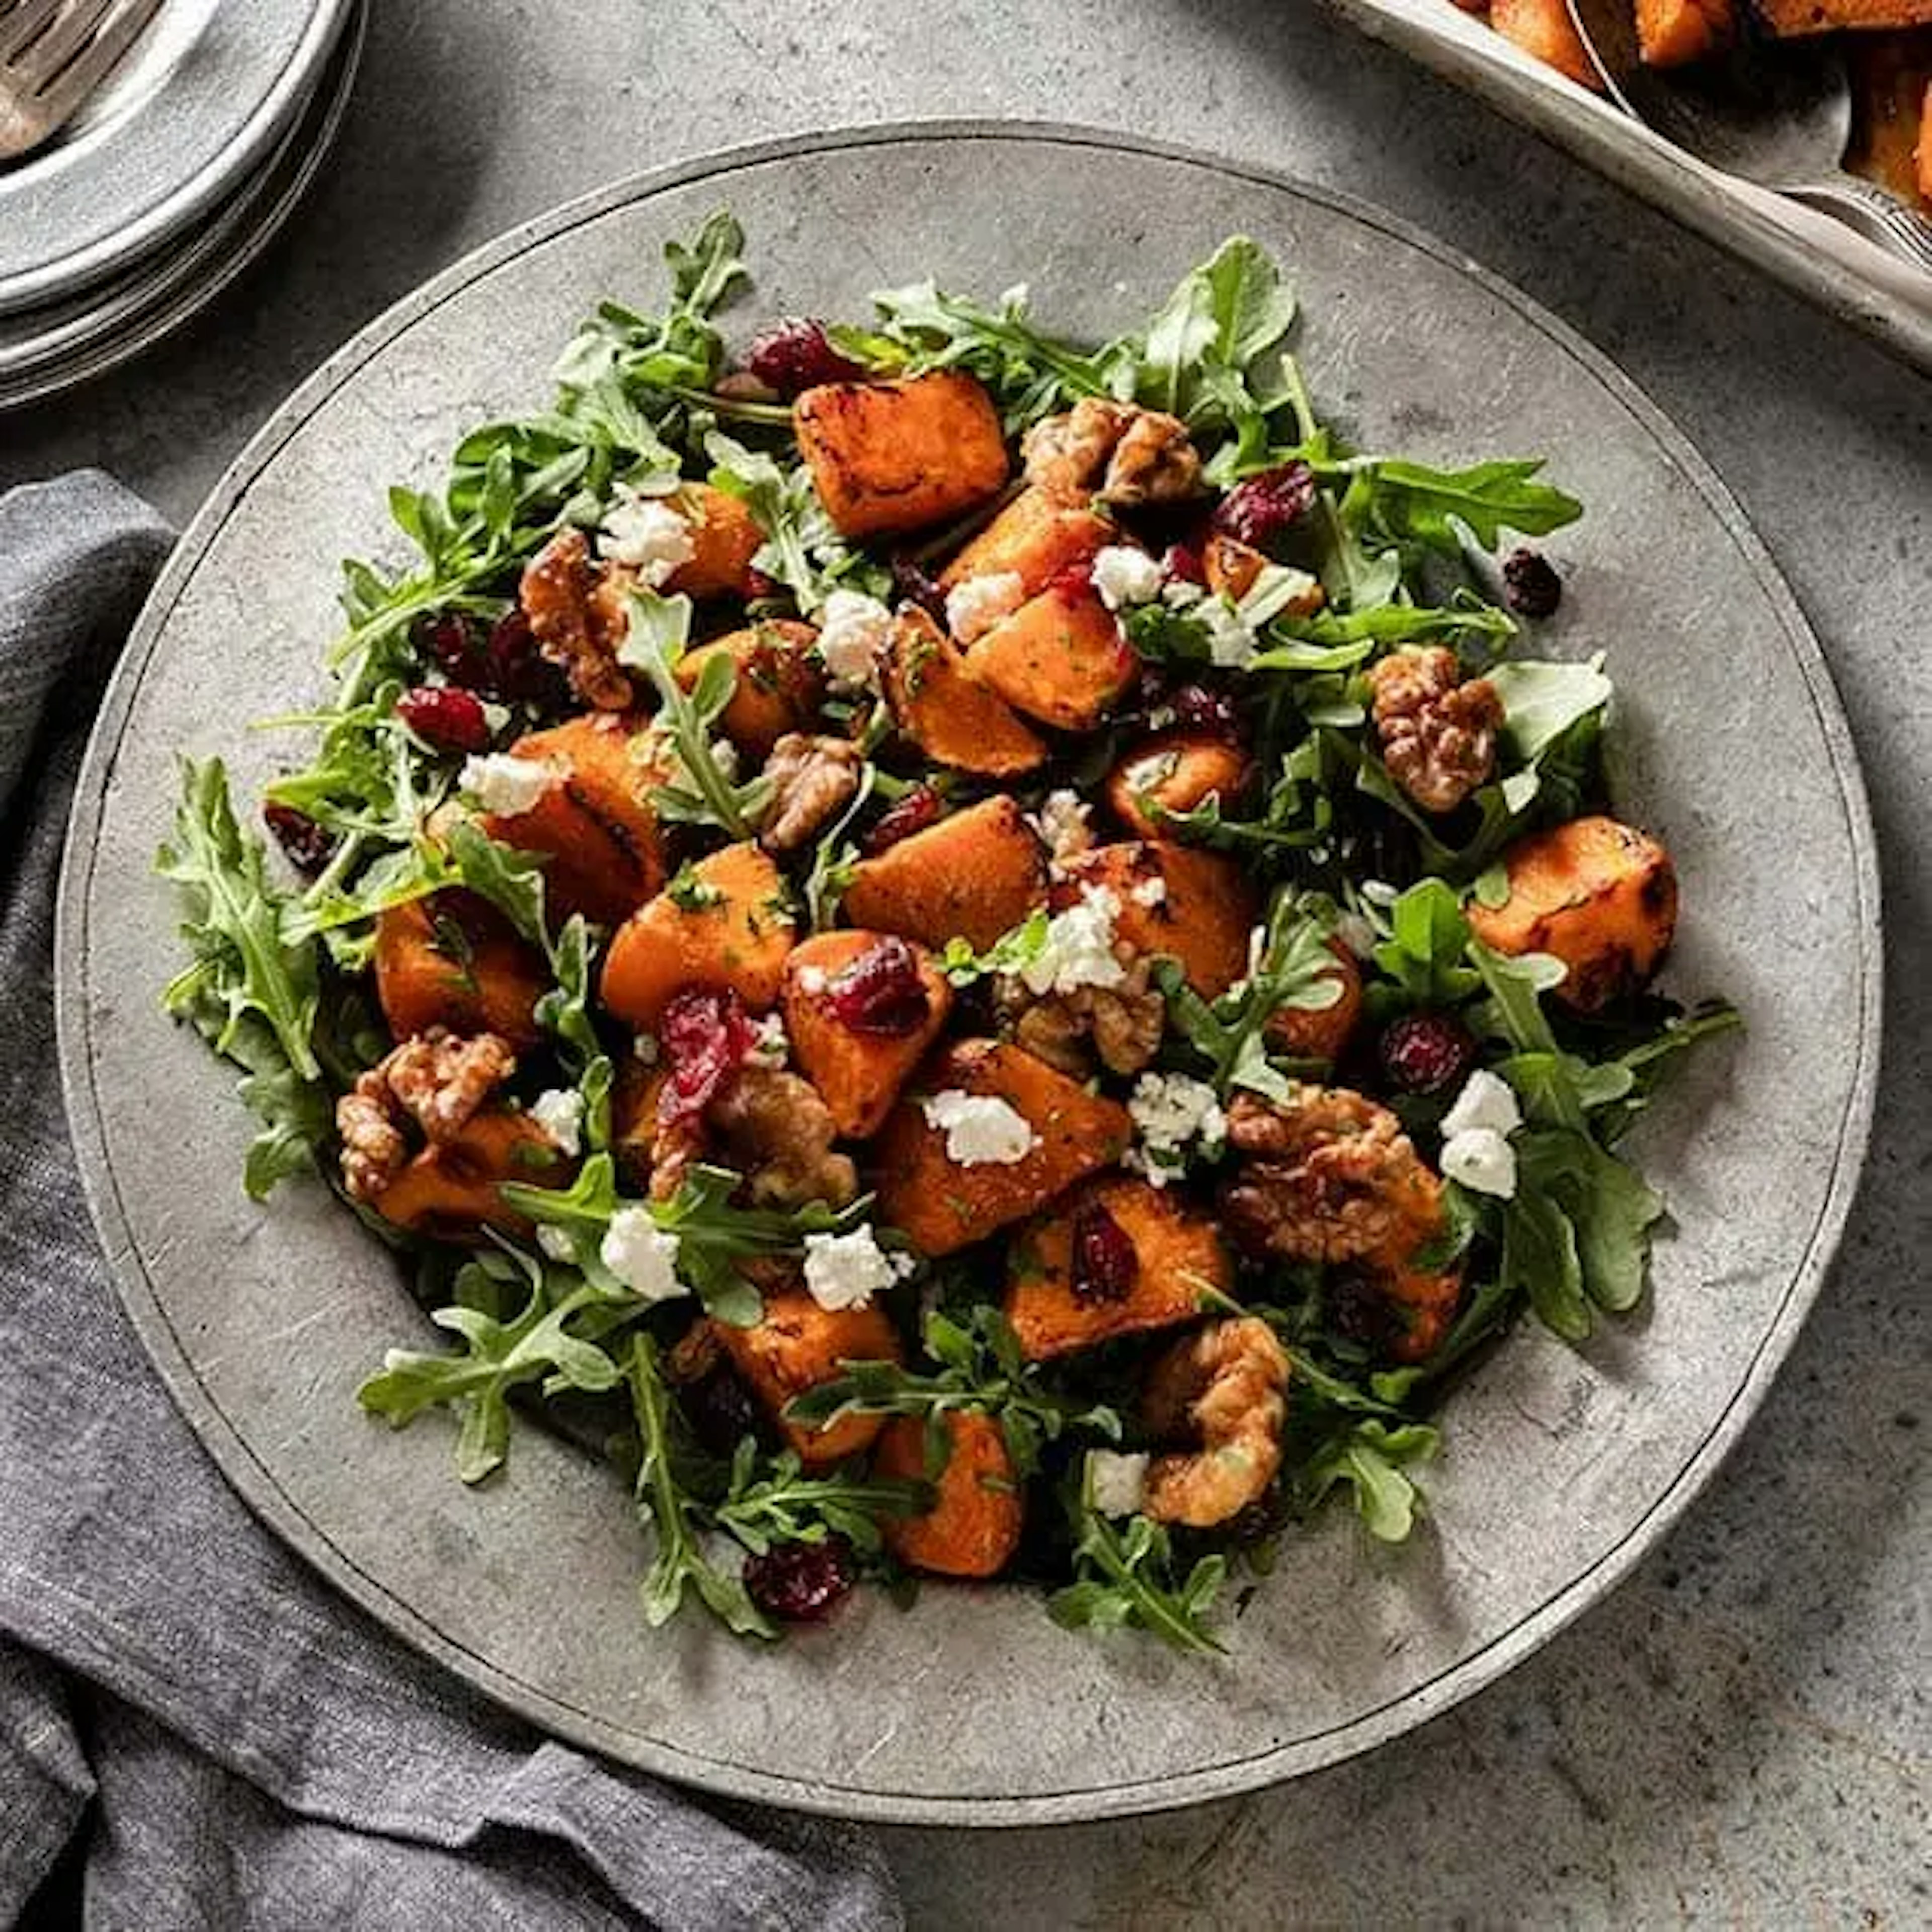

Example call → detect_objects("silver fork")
0 0 164 164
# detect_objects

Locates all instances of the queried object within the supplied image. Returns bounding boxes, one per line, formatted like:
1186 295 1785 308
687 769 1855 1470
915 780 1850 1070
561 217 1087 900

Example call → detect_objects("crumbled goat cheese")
536 1225 576 1262
1088 1450 1151 1518
632 1032 660 1066
1246 924 1269 977
921 1091 1039 1167
1127 1071 1227 1185
944 570 1025 644
802 1227 913 1312
1018 887 1126 997
1131 874 1168 908
747 1015 788 1068
599 489 695 585
1441 1128 1518 1199
1090 544 1165 612
795 964 829 996
1442 1068 1522 1140
1333 910 1379 959
1032 787 1092 869
529 1088 585 1157
599 1207 686 1302
460 753 562 818
1201 597 1258 670
816 589 893 692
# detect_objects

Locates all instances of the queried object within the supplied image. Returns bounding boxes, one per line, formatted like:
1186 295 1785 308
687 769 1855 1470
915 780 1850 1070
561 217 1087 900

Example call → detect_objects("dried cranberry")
1378 1010 1478 1097
1211 462 1317 554
262 802 335 878
1326 1269 1401 1352
827 936 931 1037
657 988 756 1127
1070 1199 1137 1304
1161 541 1207 586
680 1365 765 1458
1168 683 1242 739
863 785 943 855
890 553 948 622
486 608 569 707
414 609 490 688
1502 547 1563 619
396 685 492 753
743 319 865 399
743 567 781 603
743 1533 858 1623
1049 556 1095 599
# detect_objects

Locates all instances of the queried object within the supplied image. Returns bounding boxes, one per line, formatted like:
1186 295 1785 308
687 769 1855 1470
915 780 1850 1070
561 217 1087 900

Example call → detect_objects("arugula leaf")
1047 1495 1227 1655
1486 658 1615 764
704 431 882 613
1350 459 1583 556
709 1442 932 1556
1302 1421 1438 1542
937 907 1052 987
1371 878 1481 1009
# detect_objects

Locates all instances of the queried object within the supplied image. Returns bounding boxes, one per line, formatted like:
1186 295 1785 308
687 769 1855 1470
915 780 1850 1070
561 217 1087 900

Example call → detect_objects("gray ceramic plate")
0 0 354 315
57 124 1881 1827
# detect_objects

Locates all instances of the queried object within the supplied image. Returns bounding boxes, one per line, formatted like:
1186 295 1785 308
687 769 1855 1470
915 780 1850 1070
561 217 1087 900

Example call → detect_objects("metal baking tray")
1324 0 1932 377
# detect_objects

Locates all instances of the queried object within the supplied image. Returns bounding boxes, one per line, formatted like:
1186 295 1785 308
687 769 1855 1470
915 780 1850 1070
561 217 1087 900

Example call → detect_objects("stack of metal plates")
0 0 364 409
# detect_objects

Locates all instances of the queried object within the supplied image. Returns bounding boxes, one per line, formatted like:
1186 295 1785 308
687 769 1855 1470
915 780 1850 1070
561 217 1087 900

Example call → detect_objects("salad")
160 217 1737 1650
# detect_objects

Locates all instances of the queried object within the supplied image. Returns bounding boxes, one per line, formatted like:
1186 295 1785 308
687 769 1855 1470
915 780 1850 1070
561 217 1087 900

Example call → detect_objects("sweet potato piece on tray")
1467 814 1677 1011
373 890 547 1049
715 1286 902 1467
873 1411 1023 1578
1491 0 1604 86
664 482 765 599
882 606 1047 779
795 371 1009 540
1055 841 1256 999
373 1108 568 1239
1264 937 1363 1064
1922 78 1932 199
964 583 1139 731
675 619 824 760
841 795 1048 953
871 1038 1133 1258
1104 729 1253 840
1005 1176 1232 1360
782 930 954 1139
1637 0 1735 65
1755 0 1932 33
937 488 1113 594
600 842 796 1030
480 712 671 926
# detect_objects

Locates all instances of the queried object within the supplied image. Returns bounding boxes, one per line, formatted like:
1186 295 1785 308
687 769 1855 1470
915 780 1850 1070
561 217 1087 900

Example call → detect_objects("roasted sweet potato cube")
1105 729 1254 840
1755 0 1932 32
1467 814 1677 1011
480 712 671 926
964 583 1138 731
1005 1177 1232 1360
871 1039 1133 1258
675 619 825 760
1055 841 1256 999
873 1411 1023 1578
781 930 954 1139
882 607 1046 779
841 795 1048 953
1264 937 1363 1064
373 1109 570 1239
600 842 797 1030
1636 0 1735 65
373 889 547 1049
715 1286 902 1467
609 1057 667 1190
937 488 1113 594
1491 0 1603 86
1922 79 1932 200
795 371 1009 540
665 482 766 598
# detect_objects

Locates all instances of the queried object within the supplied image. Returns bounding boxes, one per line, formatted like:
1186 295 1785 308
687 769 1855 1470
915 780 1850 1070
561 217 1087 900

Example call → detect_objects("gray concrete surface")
5 1 1925 1922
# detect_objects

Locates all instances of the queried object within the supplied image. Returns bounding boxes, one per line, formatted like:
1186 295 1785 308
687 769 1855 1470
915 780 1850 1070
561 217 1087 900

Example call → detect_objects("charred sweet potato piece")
781 930 954 1139
1491 0 1603 86
1105 729 1253 840
937 488 1113 594
1467 814 1678 1012
715 1286 902 1467
841 795 1048 953
964 583 1138 731
1055 841 1255 999
1005 1177 1232 1360
609 1057 666 1190
871 1038 1133 1258
1636 0 1735 65
600 842 797 1030
1755 0 1932 32
795 371 1009 540
675 619 825 760
373 890 547 1049
480 712 671 926
882 607 1046 779
1264 938 1363 1064
665 482 765 598
373 1108 569 1239
873 1411 1023 1578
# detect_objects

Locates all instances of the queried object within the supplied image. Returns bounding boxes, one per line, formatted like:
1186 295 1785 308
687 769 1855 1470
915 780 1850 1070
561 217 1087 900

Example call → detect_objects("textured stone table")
6 2 1925 1922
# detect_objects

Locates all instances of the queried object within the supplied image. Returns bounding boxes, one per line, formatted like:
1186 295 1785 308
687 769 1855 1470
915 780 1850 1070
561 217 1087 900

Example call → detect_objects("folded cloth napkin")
0 473 903 1931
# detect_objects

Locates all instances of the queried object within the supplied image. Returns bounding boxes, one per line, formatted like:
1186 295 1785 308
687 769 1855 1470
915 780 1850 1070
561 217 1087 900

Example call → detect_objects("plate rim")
54 118 1884 1827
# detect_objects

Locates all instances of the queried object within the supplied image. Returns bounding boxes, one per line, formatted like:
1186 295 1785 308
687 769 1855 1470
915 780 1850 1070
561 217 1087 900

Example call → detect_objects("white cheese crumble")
1126 1071 1227 1186
1333 910 1379 959
600 488 695 585
1088 1450 1151 1518
921 1091 1039 1167
529 1088 585 1157
1018 886 1126 997
632 1032 660 1066
1442 1068 1523 1140
795 964 829 997
1131 874 1168 908
1032 787 1092 869
816 588 893 692
1200 597 1258 670
1441 1129 1518 1200
459 752 563 818
943 570 1025 645
599 1207 687 1303
536 1225 576 1263
801 1226 913 1312
746 1015 788 1069
1090 544 1165 612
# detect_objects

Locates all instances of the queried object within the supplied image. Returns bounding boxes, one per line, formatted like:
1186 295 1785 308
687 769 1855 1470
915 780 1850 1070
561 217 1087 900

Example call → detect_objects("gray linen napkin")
0 472 903 1931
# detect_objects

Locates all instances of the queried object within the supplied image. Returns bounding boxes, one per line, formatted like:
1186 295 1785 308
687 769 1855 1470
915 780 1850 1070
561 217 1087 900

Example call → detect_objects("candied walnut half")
1021 399 1203 507
757 732 863 854
998 953 1165 1079
708 1066 859 1212
519 528 634 711
336 1028 518 1201
1367 646 1504 815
